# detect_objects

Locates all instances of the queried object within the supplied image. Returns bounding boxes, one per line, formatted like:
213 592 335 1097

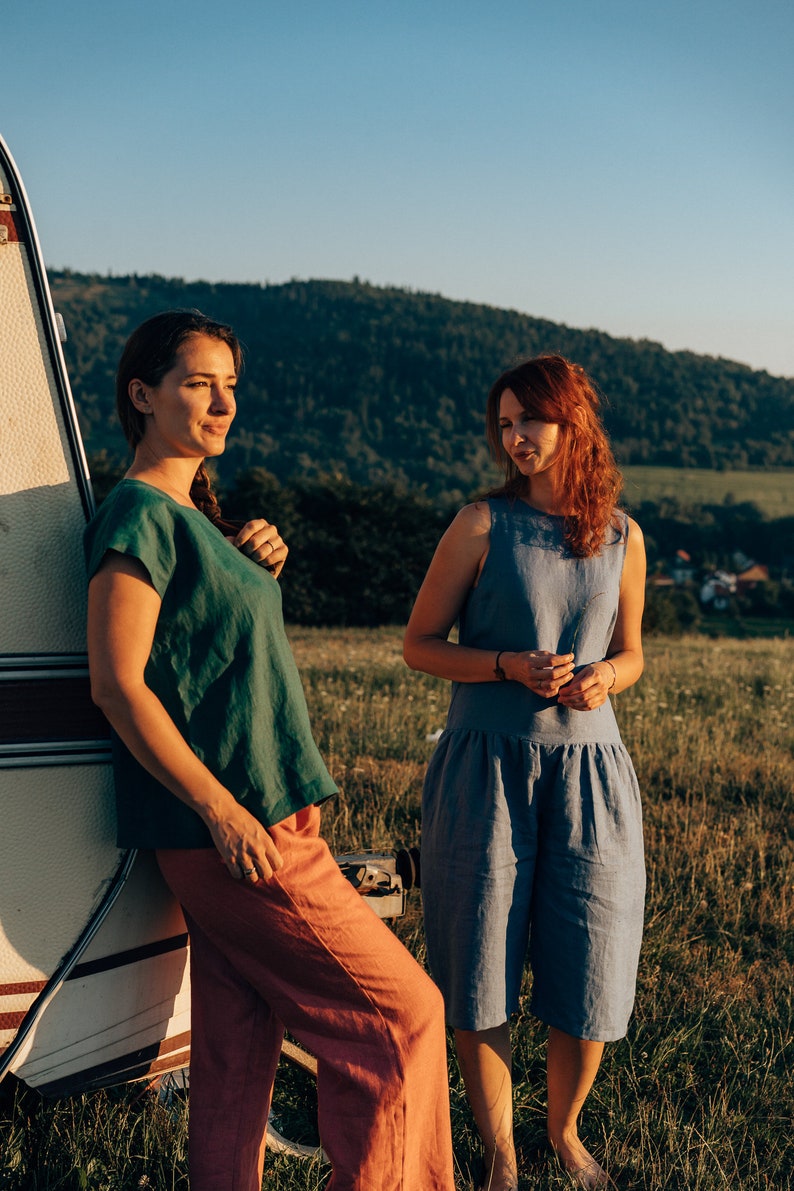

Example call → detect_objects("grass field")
699 614 794 640
620 466 794 518
1 629 792 1190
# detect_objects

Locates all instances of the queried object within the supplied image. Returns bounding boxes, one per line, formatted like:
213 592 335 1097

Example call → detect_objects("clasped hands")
502 650 613 711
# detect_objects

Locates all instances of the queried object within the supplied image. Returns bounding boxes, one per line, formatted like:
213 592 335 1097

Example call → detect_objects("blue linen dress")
420 497 645 1042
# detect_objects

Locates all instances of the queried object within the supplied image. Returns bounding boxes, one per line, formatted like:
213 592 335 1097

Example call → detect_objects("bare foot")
477 1148 519 1191
551 1136 613 1189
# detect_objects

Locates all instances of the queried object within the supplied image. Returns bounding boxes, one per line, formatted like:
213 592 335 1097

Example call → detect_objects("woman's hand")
231 519 288 577
555 517 647 708
556 662 614 711
204 799 284 884
88 554 285 884
502 650 575 697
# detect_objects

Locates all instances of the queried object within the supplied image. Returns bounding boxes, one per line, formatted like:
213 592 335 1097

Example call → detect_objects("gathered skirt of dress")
420 728 646 1041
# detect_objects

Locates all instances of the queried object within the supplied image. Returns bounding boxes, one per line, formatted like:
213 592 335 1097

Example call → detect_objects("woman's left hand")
230 519 288 577
556 662 614 711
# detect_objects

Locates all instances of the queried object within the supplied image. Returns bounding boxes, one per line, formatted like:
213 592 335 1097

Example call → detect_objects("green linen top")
83 479 338 849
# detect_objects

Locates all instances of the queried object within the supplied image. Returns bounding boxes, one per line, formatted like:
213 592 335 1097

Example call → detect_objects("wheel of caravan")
268 1039 325 1160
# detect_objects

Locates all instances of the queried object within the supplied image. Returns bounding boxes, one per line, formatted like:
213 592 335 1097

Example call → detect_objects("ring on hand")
240 866 255 876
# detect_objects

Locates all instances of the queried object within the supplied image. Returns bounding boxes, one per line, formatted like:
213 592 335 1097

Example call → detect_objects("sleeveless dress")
420 497 645 1042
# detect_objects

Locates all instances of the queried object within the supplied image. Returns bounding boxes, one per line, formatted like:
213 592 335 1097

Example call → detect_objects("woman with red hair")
404 355 646 1189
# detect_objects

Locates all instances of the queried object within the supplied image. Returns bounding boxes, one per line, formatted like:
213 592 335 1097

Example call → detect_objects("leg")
159 806 454 1191
527 745 644 1188
185 910 284 1191
265 808 454 1190
454 1024 517 1191
421 737 541 1190
546 1027 609 1189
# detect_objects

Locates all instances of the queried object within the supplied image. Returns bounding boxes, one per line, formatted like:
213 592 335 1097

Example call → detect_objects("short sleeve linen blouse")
84 479 337 848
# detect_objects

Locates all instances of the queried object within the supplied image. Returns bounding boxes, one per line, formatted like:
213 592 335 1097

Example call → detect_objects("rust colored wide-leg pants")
157 805 454 1191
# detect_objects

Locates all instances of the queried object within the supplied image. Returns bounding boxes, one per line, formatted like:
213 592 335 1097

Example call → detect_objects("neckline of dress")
514 497 567 519
122 476 200 511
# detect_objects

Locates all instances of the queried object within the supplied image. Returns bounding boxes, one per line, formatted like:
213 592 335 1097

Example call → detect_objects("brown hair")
115 310 243 523
485 354 623 557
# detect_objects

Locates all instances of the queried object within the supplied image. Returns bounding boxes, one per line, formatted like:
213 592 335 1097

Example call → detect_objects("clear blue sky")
3 0 792 376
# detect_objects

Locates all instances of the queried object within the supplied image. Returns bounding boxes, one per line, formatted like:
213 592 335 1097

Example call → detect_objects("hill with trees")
53 271 794 628
52 271 794 506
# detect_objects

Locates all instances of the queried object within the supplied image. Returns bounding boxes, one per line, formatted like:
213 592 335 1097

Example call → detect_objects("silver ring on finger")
239 865 255 876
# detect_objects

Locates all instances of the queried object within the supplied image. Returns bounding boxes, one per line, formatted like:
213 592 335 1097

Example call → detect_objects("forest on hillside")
86 460 794 632
52 272 794 504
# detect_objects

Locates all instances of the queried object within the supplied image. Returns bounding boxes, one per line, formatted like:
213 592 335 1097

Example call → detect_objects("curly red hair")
485 354 623 557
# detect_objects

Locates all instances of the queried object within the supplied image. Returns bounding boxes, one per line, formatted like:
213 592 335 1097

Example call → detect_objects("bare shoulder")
625 515 644 546
448 500 492 539
621 515 646 587
423 501 492 582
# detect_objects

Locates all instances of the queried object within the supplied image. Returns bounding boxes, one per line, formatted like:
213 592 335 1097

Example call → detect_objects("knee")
400 969 447 1036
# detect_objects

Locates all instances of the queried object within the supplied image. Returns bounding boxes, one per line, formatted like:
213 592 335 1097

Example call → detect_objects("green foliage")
85 451 127 507
737 578 794 618
629 498 794 574
643 587 702 636
54 272 794 502
219 471 794 625
0 1076 188 1189
221 470 452 627
88 457 794 626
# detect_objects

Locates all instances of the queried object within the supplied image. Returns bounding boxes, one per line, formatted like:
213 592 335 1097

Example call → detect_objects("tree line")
88 459 794 632
54 271 794 506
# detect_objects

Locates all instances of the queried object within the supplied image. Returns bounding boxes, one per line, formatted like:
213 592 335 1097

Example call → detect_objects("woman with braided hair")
404 354 646 1190
85 310 455 1191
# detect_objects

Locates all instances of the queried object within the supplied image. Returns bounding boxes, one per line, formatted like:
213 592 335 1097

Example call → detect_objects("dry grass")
1 631 792 1189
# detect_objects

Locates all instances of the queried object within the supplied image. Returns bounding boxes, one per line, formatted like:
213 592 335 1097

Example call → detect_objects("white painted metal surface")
0 133 192 1096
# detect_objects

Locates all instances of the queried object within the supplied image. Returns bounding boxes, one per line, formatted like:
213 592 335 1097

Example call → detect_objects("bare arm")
403 503 575 696
557 516 646 710
87 552 283 881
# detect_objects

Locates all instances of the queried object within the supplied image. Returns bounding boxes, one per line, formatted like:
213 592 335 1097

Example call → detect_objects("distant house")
736 564 769 593
699 562 769 610
650 549 697 589
671 549 697 585
700 570 737 611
